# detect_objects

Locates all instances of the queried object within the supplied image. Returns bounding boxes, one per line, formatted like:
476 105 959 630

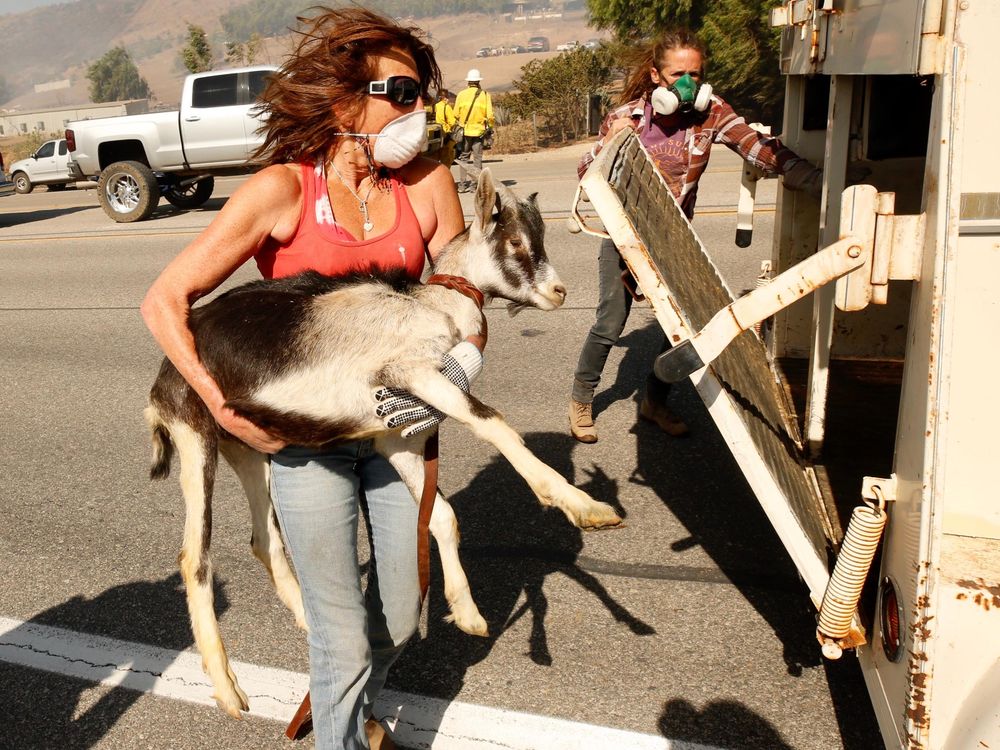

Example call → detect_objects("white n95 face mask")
337 110 428 168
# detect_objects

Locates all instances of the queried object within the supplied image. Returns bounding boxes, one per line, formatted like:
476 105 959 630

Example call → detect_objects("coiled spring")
817 488 888 659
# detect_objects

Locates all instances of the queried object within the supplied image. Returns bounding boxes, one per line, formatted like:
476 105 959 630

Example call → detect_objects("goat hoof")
446 611 489 637
579 502 623 530
215 691 248 718
214 672 250 717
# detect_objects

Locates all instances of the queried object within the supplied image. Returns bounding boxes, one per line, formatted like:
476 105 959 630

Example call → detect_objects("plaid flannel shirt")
578 94 808 218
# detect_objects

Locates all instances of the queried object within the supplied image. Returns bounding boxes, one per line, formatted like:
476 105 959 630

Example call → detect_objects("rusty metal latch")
770 0 827 28
655 185 924 382
770 0 838 64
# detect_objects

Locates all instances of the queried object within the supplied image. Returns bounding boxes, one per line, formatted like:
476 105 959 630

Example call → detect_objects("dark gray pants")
572 238 671 405
457 136 483 184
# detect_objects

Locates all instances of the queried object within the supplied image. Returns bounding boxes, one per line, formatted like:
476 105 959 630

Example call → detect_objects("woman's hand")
213 405 287 454
373 341 485 438
608 117 638 136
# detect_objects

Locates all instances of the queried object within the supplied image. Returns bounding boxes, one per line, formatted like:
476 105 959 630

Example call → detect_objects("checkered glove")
373 341 484 438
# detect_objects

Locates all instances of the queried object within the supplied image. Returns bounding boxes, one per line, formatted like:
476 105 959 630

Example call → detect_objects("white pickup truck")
66 65 276 222
9 138 76 193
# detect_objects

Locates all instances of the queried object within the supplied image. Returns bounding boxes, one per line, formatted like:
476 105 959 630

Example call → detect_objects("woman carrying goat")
141 8 470 749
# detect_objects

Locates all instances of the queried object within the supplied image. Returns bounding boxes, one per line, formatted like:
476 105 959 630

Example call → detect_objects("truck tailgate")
579 131 835 606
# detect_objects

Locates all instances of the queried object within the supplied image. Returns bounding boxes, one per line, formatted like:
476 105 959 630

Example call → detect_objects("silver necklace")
329 160 377 232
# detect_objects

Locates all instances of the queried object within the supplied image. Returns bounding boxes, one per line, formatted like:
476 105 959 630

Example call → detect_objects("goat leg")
219 440 307 631
375 434 489 636
170 421 250 717
398 371 623 530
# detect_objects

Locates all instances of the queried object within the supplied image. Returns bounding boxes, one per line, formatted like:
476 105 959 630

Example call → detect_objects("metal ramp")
575 130 835 607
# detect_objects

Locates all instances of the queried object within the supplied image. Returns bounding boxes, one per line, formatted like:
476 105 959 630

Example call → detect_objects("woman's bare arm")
140 164 301 453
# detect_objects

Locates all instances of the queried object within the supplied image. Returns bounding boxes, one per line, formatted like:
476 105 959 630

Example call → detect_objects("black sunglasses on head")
368 76 422 105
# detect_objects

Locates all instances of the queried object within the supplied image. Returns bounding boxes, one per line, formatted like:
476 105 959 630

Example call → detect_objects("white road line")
0 616 721 749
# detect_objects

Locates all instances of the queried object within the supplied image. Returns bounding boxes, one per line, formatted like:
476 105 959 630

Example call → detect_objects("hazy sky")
0 0 78 15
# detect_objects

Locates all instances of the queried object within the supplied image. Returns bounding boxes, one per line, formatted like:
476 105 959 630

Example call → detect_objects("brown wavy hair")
253 6 441 165
618 29 706 106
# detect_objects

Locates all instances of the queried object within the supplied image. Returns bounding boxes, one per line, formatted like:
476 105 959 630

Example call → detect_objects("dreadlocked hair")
252 6 441 166
618 29 706 106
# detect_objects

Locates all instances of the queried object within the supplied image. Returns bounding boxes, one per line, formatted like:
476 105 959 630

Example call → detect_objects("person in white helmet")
453 68 495 192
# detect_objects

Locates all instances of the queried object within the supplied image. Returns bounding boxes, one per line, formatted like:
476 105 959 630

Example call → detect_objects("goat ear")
528 192 539 204
474 168 497 231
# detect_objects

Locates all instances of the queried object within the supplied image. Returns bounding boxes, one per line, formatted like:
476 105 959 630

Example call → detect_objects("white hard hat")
466 68 482 82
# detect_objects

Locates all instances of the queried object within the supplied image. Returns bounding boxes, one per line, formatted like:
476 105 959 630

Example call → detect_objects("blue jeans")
572 237 671 405
270 441 421 750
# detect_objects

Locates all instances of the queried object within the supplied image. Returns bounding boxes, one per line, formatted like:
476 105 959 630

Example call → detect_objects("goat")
144 168 623 717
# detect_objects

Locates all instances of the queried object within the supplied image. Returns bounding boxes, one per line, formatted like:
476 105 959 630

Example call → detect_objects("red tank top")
255 161 427 280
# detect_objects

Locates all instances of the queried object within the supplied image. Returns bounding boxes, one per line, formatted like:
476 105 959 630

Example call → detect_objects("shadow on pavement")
1 573 227 750
388 429 652 717
0 205 91 227
152 197 229 220
616 320 880 749
659 698 796 749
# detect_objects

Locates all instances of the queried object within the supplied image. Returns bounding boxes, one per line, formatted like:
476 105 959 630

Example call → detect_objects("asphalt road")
0 149 882 749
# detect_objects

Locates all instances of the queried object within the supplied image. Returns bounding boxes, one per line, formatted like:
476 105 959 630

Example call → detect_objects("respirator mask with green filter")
650 74 713 116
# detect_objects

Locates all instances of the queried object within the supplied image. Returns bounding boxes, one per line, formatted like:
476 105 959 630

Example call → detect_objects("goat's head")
463 168 567 313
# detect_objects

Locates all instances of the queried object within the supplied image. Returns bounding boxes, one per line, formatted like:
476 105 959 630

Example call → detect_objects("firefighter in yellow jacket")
453 69 495 192
433 89 457 167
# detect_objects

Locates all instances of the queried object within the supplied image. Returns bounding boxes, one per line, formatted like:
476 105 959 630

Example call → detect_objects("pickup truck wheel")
13 172 33 194
162 176 214 209
98 160 160 222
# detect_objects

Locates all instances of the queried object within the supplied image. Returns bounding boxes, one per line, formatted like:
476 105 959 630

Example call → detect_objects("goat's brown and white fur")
145 169 622 717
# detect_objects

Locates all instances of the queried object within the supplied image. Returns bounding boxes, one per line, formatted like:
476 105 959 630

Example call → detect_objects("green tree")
586 0 785 124
182 23 214 74
505 47 619 143
86 47 151 103
587 0 707 42
699 0 784 124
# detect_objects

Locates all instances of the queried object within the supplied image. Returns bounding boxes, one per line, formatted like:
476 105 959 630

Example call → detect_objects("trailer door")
580 131 836 605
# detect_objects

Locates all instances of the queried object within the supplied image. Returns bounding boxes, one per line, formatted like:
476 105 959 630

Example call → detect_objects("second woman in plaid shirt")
569 29 822 443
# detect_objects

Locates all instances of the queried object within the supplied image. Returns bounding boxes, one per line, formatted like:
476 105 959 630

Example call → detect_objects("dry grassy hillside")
429 12 602 92
1 0 248 106
2 2 604 110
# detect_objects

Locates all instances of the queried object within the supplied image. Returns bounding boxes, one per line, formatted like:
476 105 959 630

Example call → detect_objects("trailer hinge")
840 191 923 307
654 185 924 382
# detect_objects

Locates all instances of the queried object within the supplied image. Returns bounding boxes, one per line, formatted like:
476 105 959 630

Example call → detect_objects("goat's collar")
425 274 485 311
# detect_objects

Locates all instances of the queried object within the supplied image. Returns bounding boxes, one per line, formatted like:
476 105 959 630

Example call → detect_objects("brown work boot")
569 399 598 443
366 718 397 750
639 396 689 437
